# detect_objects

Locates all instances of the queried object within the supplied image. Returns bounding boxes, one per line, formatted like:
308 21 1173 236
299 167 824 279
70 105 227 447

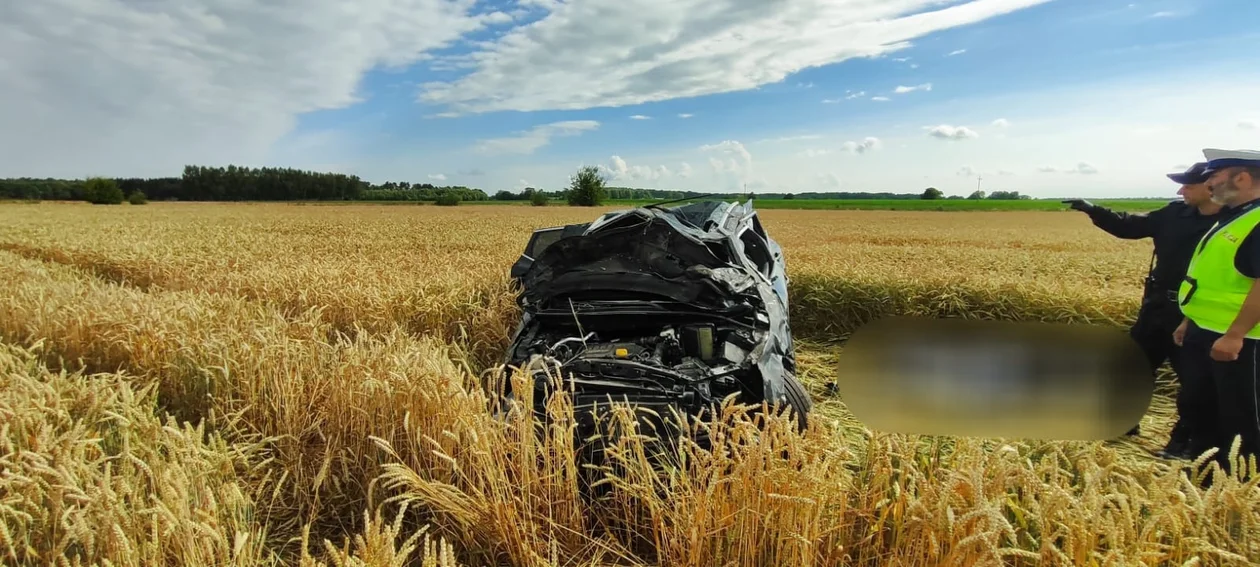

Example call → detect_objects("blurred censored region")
836 316 1153 440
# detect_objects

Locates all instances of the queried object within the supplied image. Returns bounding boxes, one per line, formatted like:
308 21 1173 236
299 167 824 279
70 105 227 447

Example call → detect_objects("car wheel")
783 376 812 431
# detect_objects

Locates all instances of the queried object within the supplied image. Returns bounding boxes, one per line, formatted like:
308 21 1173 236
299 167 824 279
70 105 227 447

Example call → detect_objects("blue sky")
4 0 1260 197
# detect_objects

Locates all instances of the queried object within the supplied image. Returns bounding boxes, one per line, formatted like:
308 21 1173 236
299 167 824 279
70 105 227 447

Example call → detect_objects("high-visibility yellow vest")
1179 204 1260 338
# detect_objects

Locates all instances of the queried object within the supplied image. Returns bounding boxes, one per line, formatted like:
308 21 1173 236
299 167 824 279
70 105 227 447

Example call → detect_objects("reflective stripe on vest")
1178 205 1260 337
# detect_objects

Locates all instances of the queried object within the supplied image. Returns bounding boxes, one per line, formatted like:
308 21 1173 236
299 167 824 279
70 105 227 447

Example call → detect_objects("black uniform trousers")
1178 321 1260 473
1128 288 1195 436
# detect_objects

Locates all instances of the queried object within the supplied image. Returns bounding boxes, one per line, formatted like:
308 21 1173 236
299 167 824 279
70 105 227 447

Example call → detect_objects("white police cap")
1202 148 1260 174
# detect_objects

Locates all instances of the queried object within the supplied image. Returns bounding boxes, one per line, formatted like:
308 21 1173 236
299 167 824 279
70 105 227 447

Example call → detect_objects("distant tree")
83 177 124 204
967 190 985 200
435 193 460 206
783 193 795 200
530 190 548 206
986 190 1030 200
567 166 606 206
128 190 148 205
920 187 943 200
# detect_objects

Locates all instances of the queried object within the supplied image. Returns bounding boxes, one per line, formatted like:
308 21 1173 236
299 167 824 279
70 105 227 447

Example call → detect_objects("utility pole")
976 174 983 193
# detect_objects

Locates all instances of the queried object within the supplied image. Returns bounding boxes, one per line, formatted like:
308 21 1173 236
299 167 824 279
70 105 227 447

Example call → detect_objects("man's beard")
1211 180 1240 205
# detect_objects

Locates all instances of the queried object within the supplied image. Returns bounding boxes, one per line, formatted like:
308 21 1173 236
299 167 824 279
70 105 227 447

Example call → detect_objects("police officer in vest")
1063 163 1222 451
1174 148 1260 476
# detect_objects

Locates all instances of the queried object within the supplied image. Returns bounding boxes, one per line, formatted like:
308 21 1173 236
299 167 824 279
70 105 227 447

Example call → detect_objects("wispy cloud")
677 113 694 118
629 114 651 120
925 125 979 140
1037 162 1099 174
947 48 967 56
823 90 867 103
871 96 891 101
841 137 882 154
427 173 447 181
992 118 1010 128
1068 162 1099 174
474 120 600 154
894 83 933 94
758 134 823 143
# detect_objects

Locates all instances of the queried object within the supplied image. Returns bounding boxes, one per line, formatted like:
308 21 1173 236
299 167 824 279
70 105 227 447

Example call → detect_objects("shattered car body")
499 199 812 450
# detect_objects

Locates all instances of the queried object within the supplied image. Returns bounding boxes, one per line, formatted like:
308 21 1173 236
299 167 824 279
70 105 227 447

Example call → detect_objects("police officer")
1063 162 1222 454
1174 148 1260 476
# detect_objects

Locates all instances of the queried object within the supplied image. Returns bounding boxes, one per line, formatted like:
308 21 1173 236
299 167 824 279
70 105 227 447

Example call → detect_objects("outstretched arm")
1085 206 1156 239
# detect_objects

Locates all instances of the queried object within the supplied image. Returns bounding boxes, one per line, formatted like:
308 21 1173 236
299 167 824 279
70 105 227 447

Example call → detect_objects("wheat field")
0 201 1257 566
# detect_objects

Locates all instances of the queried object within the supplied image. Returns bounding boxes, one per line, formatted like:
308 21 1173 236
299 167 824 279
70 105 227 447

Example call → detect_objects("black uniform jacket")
1086 200 1222 294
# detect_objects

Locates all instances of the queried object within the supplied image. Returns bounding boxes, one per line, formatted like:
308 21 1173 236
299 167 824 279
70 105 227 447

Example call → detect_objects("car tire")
783 376 812 431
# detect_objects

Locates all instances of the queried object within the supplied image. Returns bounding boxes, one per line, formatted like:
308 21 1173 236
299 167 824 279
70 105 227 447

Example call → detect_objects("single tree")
567 165 606 206
84 177 124 204
921 187 943 200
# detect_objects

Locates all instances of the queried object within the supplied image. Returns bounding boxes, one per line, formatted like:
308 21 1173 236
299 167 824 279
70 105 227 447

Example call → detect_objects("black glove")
1062 199 1095 212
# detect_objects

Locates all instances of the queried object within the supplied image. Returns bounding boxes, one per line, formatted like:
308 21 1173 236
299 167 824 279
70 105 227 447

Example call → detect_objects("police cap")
1167 162 1209 184
1201 148 1260 176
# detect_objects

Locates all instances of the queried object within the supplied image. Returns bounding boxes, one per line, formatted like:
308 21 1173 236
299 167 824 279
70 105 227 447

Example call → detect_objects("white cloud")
894 83 933 94
483 11 516 25
947 48 967 56
473 120 599 154
601 155 674 182
871 96 891 101
428 173 448 181
629 114 651 120
925 125 980 140
817 173 843 189
841 137 882 154
992 118 1010 128
678 113 694 118
1037 162 1098 175
1067 162 1099 175
678 162 693 177
418 0 1055 115
997 169 1016 176
700 140 755 191
759 134 823 143
823 90 868 103
1149 11 1178 18
0 0 490 177
800 148 832 157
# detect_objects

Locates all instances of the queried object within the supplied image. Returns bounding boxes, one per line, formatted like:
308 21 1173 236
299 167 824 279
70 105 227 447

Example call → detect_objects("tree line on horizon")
0 164 1128 204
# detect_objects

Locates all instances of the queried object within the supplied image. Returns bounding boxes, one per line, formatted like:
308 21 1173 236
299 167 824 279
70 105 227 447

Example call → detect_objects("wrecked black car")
496 199 812 452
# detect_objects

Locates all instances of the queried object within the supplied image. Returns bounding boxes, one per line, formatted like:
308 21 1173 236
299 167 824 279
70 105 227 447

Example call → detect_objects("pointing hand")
1061 199 1094 212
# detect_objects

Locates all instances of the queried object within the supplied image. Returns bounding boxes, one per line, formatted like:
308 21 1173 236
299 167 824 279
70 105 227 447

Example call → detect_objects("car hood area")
512 200 775 312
